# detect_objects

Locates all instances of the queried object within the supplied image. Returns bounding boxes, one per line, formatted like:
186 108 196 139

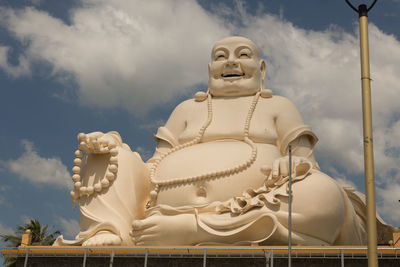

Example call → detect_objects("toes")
132 220 143 229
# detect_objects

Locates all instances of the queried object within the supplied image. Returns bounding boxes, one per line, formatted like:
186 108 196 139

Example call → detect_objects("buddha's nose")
226 56 238 67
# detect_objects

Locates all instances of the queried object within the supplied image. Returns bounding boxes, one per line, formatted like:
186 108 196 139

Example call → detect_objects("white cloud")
56 217 79 239
0 221 14 236
0 45 31 77
3 140 72 189
0 1 229 115
377 183 400 224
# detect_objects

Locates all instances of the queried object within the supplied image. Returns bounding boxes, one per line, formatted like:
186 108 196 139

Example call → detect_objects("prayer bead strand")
147 91 261 207
70 134 119 205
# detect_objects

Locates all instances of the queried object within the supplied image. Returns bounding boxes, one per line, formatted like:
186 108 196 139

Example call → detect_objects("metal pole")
144 248 148 267
288 145 293 267
271 249 274 267
341 249 344 267
203 249 207 267
345 1 378 267
109 250 115 267
82 248 87 267
23 248 29 267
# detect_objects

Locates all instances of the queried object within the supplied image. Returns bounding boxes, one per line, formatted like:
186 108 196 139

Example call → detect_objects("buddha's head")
208 36 266 97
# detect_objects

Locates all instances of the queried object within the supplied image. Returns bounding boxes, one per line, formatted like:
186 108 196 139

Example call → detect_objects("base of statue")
3 245 399 267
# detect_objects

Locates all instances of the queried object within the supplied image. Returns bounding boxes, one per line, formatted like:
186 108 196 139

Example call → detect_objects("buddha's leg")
132 170 364 246
57 148 150 246
263 170 365 245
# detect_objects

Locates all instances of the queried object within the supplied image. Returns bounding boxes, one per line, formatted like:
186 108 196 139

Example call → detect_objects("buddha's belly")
154 140 281 207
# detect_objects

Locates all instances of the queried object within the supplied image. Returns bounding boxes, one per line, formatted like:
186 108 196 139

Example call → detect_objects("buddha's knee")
289 171 345 244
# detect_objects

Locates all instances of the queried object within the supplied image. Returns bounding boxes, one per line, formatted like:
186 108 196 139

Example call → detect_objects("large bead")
86 186 94 195
72 166 81 174
73 158 82 166
110 148 118 156
260 89 273 98
194 91 208 102
77 133 86 142
79 186 87 195
109 156 118 164
94 183 102 192
74 182 82 189
106 172 115 181
101 178 110 188
108 164 118 173
75 150 83 158
72 174 81 182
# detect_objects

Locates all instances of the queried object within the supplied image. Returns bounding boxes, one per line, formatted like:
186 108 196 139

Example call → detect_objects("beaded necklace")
147 91 261 207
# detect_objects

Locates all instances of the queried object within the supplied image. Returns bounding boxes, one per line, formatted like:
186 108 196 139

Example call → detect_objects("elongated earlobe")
194 89 209 102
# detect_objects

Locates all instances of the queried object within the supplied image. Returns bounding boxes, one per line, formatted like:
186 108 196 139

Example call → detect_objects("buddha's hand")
270 156 312 179
77 131 123 154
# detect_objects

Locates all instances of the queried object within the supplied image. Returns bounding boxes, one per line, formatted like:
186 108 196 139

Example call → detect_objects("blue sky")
0 0 399 246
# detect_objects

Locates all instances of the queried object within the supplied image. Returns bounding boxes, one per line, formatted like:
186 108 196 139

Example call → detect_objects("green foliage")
1 218 60 267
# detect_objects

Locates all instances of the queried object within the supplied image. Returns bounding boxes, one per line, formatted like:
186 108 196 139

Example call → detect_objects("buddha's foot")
130 214 198 246
82 231 122 246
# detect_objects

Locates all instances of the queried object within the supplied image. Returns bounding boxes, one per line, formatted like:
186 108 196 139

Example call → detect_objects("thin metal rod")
82 248 87 267
144 248 148 267
203 249 207 267
23 248 29 267
271 249 274 267
288 145 293 267
341 249 344 267
109 250 115 267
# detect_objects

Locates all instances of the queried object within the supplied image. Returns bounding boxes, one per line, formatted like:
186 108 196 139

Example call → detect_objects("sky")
0 0 399 248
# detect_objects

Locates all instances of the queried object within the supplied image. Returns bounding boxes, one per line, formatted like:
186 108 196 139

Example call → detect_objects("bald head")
208 36 266 97
211 36 261 61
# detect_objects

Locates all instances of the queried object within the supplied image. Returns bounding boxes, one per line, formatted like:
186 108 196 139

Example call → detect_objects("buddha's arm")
270 96 320 177
147 100 190 164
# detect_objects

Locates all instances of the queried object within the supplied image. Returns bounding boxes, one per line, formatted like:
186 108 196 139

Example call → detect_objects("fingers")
272 157 305 179
272 159 280 178
76 132 119 154
279 158 289 177
260 165 271 177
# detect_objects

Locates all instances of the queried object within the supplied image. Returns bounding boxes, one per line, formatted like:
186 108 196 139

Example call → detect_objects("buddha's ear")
260 60 266 78
260 60 266 89
208 63 211 74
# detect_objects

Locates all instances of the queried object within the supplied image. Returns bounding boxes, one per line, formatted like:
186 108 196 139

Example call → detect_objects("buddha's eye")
238 48 251 58
215 53 226 60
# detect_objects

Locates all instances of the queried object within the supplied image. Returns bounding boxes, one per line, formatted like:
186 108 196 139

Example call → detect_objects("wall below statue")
3 246 399 267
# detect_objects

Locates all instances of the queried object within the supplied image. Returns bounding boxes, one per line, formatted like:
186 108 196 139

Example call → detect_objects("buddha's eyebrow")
213 47 228 54
235 45 253 54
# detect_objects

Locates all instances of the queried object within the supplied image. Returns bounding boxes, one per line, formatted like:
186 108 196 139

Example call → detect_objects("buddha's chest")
179 97 278 144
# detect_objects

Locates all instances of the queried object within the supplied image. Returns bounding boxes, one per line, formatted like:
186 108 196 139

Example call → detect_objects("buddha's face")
208 37 266 97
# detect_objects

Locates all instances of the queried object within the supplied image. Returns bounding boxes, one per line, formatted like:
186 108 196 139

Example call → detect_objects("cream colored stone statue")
54 36 393 247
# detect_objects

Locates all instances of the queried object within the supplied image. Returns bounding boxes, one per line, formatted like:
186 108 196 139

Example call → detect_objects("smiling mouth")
221 73 245 78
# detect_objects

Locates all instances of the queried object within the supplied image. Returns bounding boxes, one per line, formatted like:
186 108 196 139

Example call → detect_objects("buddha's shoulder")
258 94 297 108
171 97 205 113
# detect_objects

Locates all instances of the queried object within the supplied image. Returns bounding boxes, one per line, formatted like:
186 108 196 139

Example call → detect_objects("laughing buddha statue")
54 36 393 247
